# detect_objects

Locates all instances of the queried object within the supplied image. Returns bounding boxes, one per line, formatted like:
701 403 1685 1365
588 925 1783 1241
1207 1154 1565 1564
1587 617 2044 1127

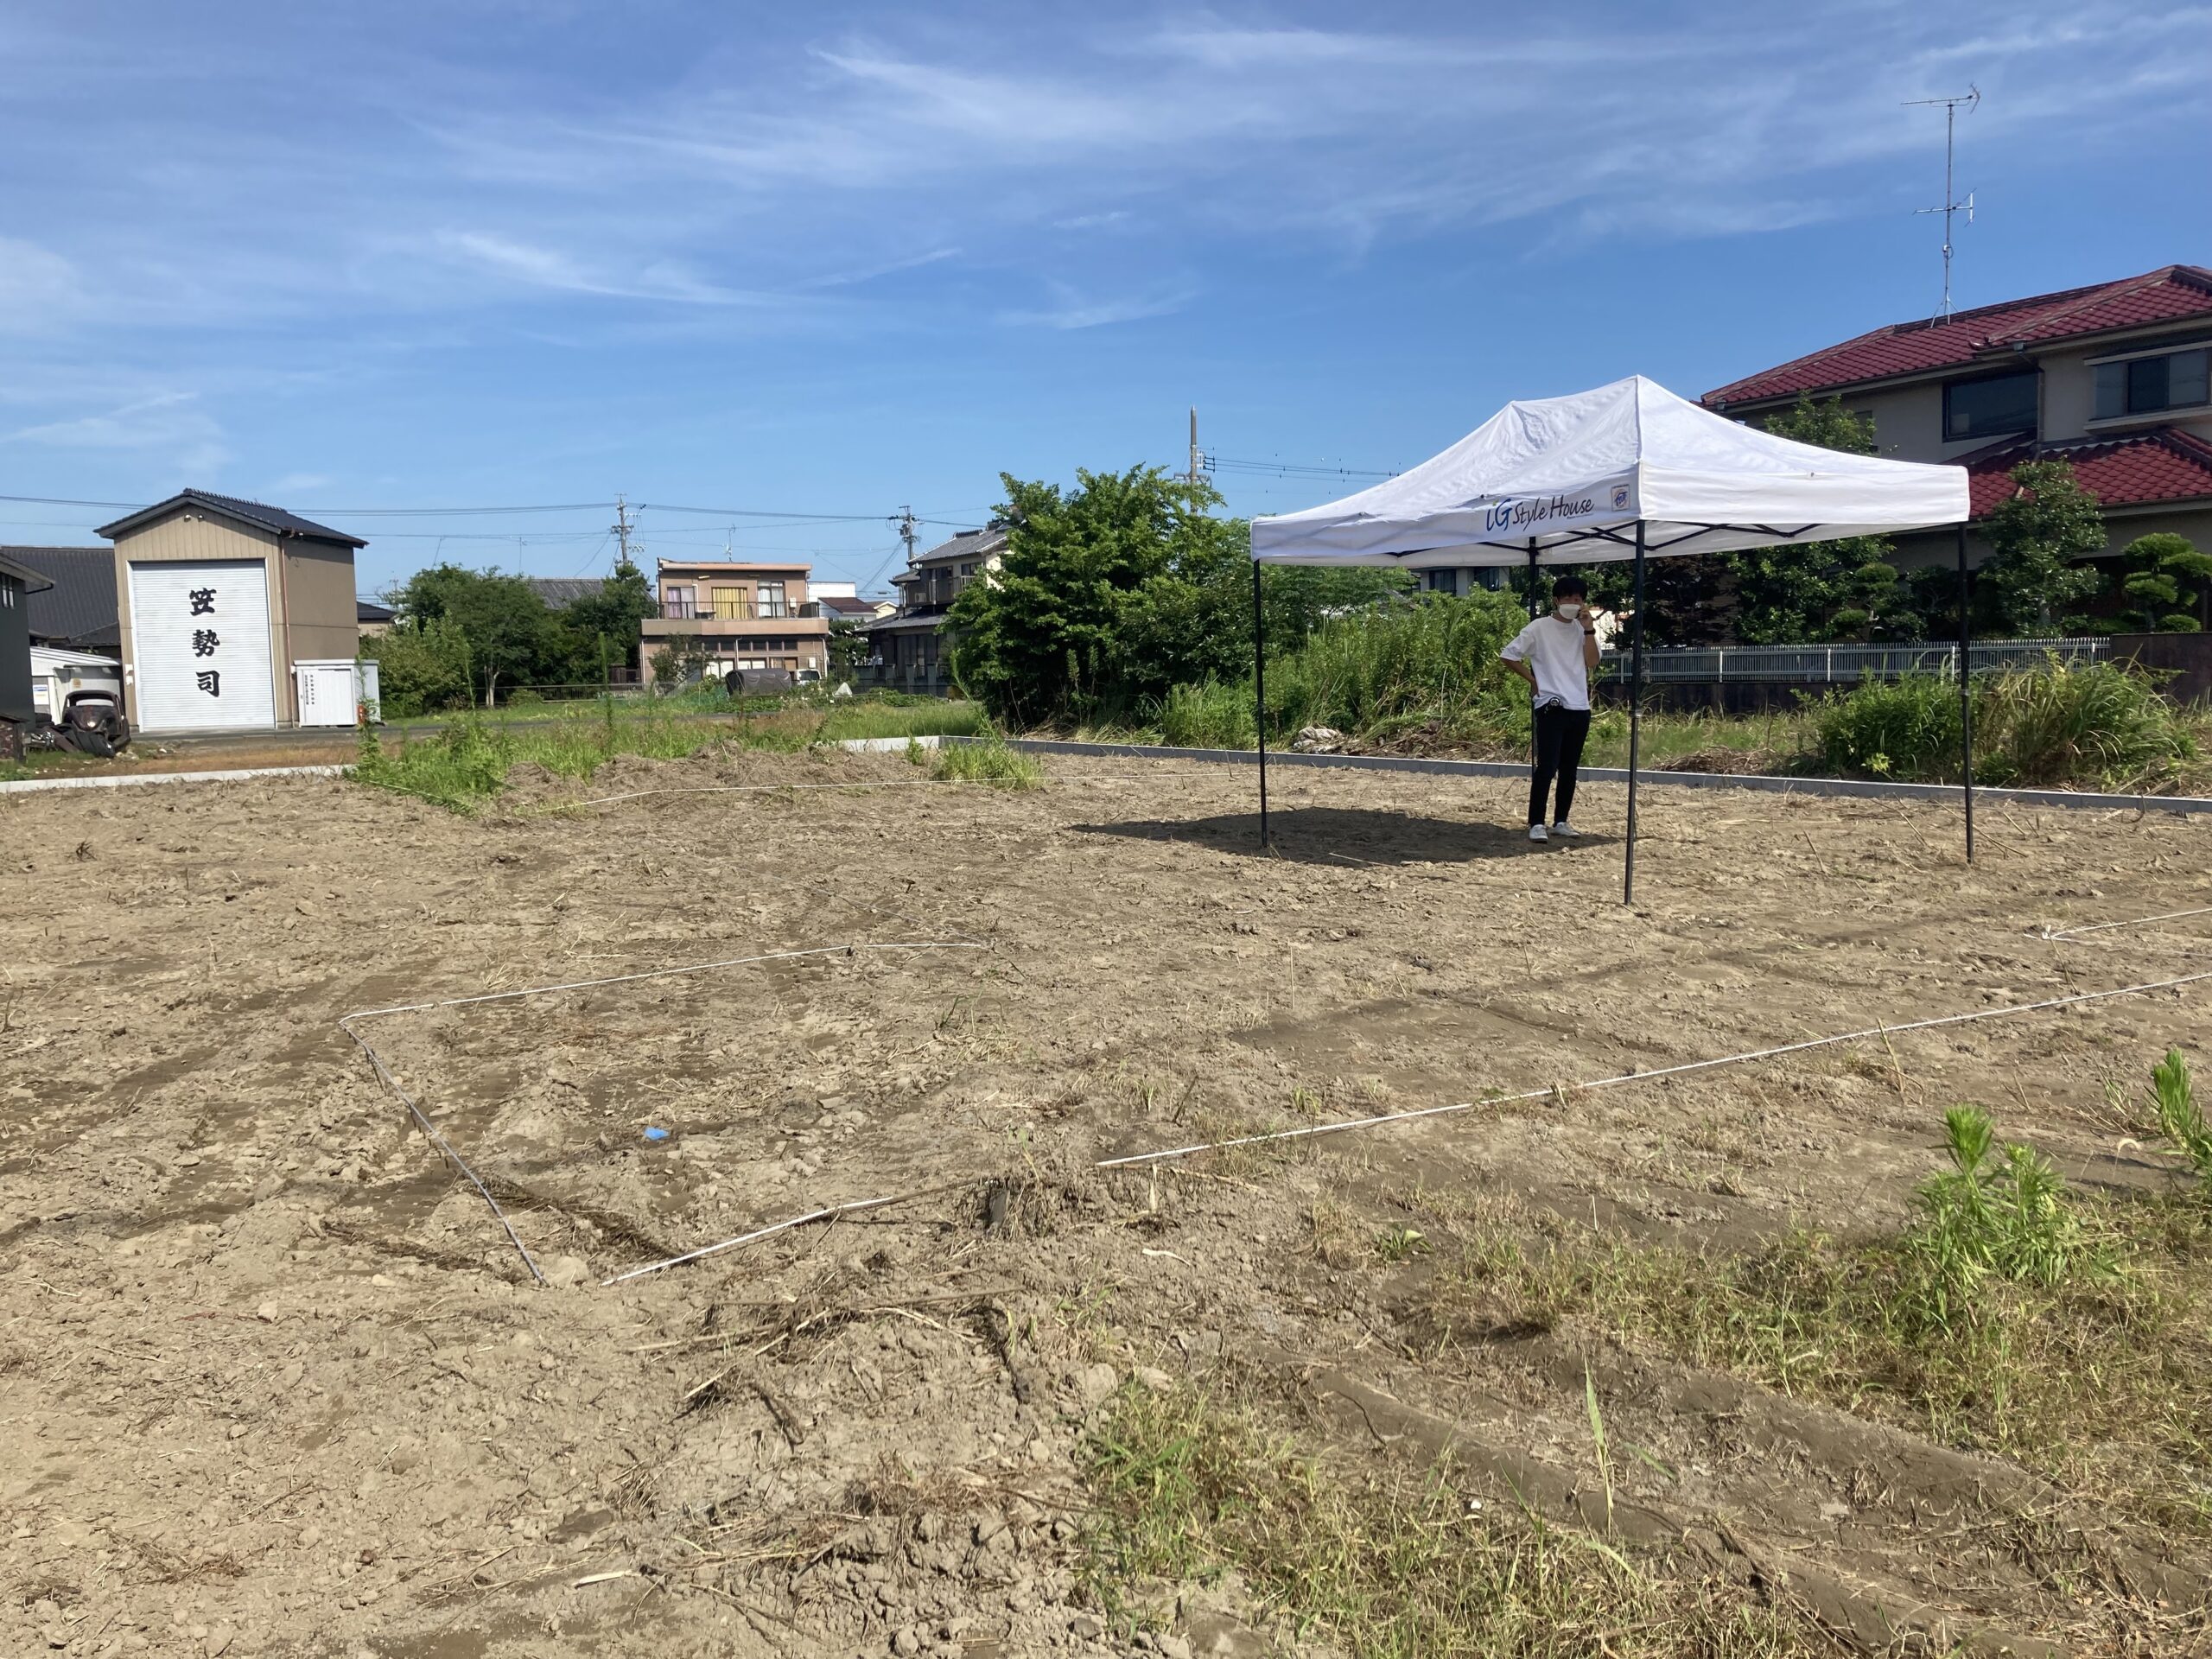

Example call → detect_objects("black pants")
1529 704 1591 826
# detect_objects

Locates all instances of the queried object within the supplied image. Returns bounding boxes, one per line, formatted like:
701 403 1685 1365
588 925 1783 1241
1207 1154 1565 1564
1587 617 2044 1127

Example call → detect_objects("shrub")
1811 670 1962 779
362 616 472 716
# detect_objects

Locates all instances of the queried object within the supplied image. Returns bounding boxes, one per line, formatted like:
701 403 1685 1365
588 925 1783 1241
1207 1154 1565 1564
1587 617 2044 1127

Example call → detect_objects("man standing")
1499 576 1601 843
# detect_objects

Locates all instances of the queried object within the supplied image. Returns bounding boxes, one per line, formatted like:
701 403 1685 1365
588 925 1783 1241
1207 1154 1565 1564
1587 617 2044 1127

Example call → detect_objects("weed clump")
2150 1048 2212 1180
1897 1105 2115 1332
1420 1068 2212 1536
1080 1382 1800 1657
932 739 1044 790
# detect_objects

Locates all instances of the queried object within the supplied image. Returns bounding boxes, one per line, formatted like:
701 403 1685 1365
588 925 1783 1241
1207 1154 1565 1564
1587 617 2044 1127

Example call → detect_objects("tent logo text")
1480 493 1599 534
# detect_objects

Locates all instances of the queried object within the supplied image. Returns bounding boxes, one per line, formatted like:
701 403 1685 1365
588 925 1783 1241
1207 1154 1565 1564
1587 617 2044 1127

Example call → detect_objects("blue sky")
3 1 2208 596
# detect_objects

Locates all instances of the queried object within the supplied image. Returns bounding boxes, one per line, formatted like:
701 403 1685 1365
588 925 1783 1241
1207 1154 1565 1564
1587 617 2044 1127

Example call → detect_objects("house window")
664 585 697 619
958 562 977 577
1943 372 2037 442
2094 346 2210 420
709 586 748 620
757 582 787 619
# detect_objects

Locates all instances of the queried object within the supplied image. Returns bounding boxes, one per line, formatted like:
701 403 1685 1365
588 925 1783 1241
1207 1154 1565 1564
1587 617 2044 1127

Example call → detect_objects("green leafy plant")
2149 1048 2211 1180
1898 1106 2113 1332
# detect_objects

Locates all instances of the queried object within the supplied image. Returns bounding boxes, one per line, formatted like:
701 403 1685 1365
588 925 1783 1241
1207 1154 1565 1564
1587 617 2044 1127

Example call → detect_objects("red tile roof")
1962 426 2212 519
1704 266 2212 407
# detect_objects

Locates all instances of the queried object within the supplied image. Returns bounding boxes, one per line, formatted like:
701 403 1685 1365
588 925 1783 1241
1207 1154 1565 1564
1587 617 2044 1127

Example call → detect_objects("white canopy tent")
1248 376 1976 899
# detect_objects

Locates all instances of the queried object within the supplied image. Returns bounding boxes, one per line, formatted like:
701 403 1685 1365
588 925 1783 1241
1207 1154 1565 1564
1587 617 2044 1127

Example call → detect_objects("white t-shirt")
1500 614 1594 711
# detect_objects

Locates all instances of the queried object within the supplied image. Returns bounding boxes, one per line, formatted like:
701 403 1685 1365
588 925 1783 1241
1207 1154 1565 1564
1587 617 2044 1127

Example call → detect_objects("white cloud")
1001 280 1198 330
5 391 229 476
0 238 86 335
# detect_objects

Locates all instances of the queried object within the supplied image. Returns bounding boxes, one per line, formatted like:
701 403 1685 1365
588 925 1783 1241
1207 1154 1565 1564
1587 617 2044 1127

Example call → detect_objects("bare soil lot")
3 750 2209 1658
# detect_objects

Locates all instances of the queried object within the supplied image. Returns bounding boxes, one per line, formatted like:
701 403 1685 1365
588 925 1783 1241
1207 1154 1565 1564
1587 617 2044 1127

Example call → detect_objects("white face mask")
1556 601 1582 620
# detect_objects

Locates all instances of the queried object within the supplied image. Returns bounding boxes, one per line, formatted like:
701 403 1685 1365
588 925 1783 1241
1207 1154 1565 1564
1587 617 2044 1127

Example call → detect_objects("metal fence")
1621 637 2110 684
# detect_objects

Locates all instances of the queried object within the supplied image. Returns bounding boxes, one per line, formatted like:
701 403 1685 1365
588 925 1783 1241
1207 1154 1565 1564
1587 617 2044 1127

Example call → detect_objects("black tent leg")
1624 523 1646 906
1957 524 1974 864
1527 542 1541 771
1253 560 1269 849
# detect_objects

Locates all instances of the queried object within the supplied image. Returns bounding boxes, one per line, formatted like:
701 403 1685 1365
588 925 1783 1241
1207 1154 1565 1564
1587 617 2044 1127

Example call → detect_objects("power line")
1205 456 1397 482
636 502 889 523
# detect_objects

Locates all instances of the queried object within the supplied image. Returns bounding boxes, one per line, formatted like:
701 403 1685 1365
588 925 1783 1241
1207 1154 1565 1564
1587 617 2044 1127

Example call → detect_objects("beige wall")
1894 502 2212 571
111 507 361 726
283 541 360 663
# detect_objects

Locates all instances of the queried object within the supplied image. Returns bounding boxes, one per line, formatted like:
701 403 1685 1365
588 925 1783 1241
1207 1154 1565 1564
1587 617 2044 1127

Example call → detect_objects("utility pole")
892 505 918 567
612 496 636 568
1187 406 1202 485
1906 86 1979 321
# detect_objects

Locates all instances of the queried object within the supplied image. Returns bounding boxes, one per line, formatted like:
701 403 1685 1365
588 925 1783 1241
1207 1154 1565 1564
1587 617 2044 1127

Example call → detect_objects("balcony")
659 598 791 621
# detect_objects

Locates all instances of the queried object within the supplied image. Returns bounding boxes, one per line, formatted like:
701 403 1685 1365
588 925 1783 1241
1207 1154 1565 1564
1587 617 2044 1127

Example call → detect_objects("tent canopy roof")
1249 375 1970 568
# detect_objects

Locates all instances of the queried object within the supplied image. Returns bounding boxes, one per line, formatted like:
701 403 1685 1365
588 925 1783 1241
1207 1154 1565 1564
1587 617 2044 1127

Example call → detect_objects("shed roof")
1704 265 2212 408
94 489 367 548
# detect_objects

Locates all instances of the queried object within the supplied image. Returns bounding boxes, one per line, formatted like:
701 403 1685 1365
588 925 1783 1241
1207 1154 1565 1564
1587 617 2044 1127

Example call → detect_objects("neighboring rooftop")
93 488 367 548
358 597 395 624
909 525 1007 567
1704 265 2212 408
525 577 605 607
4 546 118 649
1962 426 2212 519
817 594 881 617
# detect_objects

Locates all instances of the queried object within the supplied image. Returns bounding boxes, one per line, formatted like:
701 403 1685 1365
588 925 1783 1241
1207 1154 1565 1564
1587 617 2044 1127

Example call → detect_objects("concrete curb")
982 737 2212 816
0 763 348 796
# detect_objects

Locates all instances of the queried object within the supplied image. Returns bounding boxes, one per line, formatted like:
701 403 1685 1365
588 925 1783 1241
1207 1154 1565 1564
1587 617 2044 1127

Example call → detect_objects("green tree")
390 564 559 706
361 615 472 716
1721 395 1920 643
827 615 871 680
950 467 1241 724
2112 531 2212 633
1980 459 2107 635
559 557 657 677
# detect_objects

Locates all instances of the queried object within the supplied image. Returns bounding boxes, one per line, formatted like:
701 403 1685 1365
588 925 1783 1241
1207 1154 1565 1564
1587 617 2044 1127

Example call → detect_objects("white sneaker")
1550 821 1579 837
1528 823 1548 843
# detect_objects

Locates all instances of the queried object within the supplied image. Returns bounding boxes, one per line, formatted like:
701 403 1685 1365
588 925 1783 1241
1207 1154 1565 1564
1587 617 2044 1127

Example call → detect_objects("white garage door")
129 560 275 732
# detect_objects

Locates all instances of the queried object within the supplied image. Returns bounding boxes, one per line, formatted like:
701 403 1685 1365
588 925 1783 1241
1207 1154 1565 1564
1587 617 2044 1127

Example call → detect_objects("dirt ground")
3 747 2209 1658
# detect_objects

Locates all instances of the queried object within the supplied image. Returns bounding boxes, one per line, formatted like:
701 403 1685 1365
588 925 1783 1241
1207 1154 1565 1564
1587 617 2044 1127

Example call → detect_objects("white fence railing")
1619 637 2109 684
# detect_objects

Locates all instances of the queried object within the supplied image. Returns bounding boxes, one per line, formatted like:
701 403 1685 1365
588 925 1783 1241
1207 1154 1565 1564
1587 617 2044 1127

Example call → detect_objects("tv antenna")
1905 86 1979 321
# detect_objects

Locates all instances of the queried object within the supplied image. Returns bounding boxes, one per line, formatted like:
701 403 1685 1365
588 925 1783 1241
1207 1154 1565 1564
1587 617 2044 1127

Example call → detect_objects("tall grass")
1812 658 2198 788
351 695 989 810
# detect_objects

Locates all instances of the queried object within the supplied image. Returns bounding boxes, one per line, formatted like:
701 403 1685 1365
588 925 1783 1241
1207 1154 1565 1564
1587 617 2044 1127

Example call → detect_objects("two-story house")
861 524 1006 694
639 559 830 685
1704 264 2212 569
